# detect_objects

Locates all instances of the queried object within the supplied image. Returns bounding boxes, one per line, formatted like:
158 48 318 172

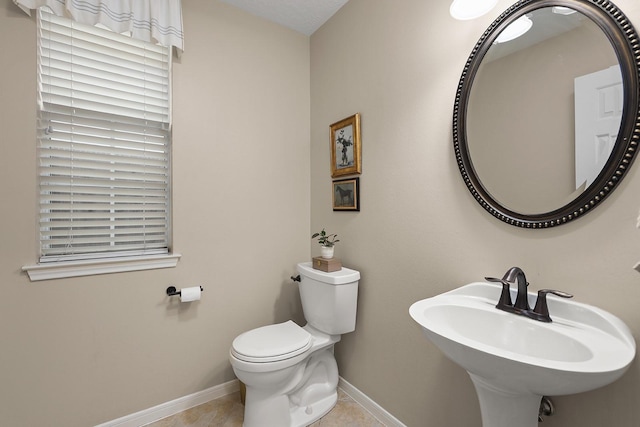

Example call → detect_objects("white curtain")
14 0 184 53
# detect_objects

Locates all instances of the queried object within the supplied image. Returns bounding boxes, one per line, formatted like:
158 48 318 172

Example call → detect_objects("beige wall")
0 1 309 425
311 0 640 426
4 0 640 426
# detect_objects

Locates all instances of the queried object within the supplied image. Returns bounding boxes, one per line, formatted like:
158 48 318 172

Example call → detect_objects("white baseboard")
338 377 407 427
96 376 405 427
94 379 240 427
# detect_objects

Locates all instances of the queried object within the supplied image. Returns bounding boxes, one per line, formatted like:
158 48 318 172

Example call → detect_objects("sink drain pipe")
538 396 555 422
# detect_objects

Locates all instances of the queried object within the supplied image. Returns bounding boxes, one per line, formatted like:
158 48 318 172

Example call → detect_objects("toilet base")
242 390 337 427
238 344 340 427
290 390 337 427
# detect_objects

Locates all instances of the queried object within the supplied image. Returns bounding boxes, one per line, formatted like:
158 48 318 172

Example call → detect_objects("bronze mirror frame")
453 0 640 228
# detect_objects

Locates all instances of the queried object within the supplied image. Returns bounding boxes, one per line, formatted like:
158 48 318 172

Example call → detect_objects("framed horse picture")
333 178 360 211
330 113 361 178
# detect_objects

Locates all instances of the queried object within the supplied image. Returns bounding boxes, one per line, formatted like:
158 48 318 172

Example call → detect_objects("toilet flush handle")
291 275 301 282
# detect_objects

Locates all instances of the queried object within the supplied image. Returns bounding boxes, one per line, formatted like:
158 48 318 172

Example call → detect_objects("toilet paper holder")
166 286 204 296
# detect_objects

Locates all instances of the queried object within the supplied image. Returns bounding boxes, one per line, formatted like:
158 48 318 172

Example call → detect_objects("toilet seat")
231 320 312 363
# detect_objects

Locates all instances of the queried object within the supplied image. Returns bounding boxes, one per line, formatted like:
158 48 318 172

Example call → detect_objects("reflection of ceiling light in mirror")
552 6 577 15
450 0 499 20
494 15 533 43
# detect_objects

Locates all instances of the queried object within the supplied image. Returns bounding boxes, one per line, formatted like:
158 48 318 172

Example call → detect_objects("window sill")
22 253 182 282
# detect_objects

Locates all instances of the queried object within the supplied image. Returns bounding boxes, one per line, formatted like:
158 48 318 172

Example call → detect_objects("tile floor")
146 389 386 427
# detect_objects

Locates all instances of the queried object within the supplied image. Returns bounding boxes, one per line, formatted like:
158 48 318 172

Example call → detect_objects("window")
24 8 178 280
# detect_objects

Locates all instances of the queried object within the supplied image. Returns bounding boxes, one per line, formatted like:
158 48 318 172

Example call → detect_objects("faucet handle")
485 276 507 286
485 277 513 310
532 289 573 322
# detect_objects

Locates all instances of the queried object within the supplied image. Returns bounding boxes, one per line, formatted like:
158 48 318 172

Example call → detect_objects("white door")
574 65 622 190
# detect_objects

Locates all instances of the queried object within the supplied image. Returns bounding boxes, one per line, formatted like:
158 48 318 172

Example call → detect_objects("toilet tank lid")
297 262 360 285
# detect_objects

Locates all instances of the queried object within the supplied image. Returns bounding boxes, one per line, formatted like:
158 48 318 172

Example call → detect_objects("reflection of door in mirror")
574 65 622 190
467 7 619 214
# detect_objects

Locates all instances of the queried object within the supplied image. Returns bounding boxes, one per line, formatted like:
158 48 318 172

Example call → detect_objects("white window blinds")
37 8 171 262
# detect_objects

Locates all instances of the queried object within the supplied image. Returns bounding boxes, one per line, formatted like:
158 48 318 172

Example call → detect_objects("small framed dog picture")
332 178 360 211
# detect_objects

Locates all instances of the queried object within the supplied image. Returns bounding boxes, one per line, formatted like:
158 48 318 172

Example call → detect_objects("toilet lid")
231 320 312 363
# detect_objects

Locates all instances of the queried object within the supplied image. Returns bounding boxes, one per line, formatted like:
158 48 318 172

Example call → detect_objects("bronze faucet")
486 267 573 322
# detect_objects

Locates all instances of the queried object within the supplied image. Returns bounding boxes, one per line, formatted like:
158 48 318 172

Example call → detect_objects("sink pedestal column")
470 374 541 427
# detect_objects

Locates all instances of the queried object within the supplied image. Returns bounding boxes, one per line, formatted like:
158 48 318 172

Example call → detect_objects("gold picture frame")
330 113 361 178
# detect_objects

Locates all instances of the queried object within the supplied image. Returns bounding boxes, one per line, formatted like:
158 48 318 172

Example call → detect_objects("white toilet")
229 262 360 427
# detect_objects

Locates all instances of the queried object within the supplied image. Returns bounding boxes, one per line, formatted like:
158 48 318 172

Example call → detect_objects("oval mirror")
453 0 640 228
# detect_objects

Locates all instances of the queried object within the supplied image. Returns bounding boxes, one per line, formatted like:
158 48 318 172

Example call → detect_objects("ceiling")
218 0 349 36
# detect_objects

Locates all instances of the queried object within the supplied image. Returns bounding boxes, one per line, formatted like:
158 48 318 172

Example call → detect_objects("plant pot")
320 246 334 259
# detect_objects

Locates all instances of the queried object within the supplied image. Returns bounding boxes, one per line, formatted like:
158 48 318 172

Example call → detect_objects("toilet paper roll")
180 286 201 302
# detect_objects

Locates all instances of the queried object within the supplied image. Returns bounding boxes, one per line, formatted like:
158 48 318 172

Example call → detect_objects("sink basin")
427 304 592 363
410 282 635 427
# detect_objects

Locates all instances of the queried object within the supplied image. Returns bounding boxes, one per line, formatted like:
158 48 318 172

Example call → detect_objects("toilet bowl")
229 262 360 427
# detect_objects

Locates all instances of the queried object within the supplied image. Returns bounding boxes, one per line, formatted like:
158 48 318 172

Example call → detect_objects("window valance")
14 0 184 53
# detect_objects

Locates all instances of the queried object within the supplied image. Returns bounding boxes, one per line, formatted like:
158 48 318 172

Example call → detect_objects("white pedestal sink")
409 282 636 427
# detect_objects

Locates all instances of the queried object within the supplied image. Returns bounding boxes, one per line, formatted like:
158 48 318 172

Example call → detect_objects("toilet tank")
296 262 360 335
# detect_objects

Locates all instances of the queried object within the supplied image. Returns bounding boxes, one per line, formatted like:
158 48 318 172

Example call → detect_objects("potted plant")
311 228 339 259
